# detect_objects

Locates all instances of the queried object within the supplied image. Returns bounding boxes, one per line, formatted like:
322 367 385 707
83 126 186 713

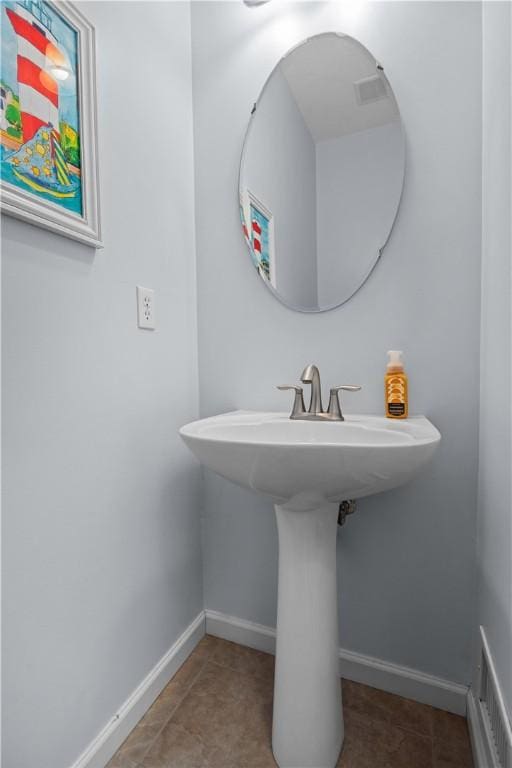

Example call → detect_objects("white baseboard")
206 609 277 654
69 611 205 768
205 609 468 716
336 645 468 716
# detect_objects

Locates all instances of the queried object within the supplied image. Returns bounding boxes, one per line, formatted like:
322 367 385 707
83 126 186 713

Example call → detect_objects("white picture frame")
246 191 276 288
0 1 102 248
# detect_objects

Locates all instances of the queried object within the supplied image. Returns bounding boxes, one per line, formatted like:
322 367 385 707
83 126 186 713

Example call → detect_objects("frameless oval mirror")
239 33 405 312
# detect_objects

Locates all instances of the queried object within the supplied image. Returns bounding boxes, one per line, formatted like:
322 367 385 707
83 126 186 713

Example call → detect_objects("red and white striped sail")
6 4 64 142
252 218 262 256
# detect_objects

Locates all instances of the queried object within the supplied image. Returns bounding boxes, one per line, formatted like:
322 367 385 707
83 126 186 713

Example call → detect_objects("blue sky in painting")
1 1 79 130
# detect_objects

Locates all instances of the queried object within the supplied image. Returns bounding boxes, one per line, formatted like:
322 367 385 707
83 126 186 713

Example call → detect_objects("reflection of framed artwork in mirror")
249 193 275 288
241 191 276 288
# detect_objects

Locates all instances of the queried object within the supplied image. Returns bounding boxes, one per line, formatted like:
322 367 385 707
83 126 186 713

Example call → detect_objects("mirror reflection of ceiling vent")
354 74 388 105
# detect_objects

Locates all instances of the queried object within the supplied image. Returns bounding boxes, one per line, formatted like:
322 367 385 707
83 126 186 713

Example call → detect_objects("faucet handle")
327 385 362 421
277 385 306 420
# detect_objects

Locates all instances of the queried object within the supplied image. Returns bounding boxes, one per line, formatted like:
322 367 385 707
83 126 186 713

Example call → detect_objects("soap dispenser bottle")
385 350 408 419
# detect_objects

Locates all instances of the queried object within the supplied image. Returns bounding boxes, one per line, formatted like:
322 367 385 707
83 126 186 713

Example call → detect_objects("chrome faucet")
301 364 323 414
278 364 361 421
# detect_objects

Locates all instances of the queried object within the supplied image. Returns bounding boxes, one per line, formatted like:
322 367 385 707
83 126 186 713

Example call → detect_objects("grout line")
345 705 435 745
120 647 212 767
141 655 211 761
207 656 272 677
342 710 436 768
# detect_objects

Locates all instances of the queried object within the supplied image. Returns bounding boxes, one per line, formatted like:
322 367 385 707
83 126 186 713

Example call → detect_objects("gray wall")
316 121 404 308
477 1 512 715
242 67 318 309
191 0 481 684
1 3 202 767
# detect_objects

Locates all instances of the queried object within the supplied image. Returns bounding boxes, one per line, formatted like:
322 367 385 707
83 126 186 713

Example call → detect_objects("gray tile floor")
107 635 474 768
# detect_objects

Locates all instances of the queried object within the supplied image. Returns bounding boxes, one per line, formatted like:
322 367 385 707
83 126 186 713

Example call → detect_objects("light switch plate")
137 286 155 330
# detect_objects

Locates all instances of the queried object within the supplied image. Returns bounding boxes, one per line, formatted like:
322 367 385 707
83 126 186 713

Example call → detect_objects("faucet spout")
279 365 361 421
301 364 323 414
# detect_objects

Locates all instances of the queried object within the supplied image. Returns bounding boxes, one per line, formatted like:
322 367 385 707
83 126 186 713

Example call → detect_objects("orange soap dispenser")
385 350 408 419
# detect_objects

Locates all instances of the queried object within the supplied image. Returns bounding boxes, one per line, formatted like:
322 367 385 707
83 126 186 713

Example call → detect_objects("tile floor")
107 635 474 768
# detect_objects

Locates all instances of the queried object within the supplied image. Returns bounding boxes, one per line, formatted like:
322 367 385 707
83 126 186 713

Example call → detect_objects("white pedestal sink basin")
180 411 440 768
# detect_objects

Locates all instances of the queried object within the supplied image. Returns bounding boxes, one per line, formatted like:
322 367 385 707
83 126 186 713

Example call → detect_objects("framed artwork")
240 191 276 288
0 0 101 247
249 194 275 288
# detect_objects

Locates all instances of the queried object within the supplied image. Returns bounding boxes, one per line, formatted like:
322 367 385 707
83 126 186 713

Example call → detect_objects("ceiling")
279 33 400 142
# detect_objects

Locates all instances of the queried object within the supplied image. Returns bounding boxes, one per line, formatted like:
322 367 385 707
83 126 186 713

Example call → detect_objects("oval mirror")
239 33 405 312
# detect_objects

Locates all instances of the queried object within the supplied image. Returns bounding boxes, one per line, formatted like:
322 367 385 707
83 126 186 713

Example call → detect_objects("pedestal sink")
180 411 440 768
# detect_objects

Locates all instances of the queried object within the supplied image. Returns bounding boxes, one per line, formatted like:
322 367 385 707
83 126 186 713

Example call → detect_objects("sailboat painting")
1 0 82 214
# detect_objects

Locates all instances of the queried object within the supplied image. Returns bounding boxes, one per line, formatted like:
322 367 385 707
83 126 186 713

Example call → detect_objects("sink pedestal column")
272 498 343 768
